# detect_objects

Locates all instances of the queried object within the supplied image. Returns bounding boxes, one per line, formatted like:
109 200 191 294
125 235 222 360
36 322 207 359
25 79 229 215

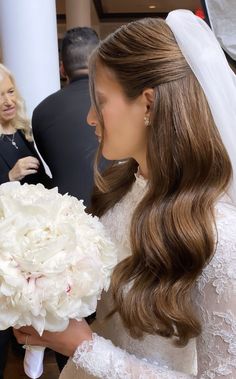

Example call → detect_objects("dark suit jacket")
0 130 52 187
32 75 99 207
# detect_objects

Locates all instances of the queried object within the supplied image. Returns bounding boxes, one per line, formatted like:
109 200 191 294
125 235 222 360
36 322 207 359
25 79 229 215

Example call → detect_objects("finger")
15 326 39 335
31 157 40 164
24 169 38 176
13 328 45 347
19 155 39 163
25 162 39 170
15 332 43 347
13 328 24 338
13 329 26 343
18 160 39 170
21 159 39 168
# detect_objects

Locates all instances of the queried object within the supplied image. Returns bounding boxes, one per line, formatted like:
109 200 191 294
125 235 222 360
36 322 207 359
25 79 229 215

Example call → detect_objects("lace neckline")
134 169 148 188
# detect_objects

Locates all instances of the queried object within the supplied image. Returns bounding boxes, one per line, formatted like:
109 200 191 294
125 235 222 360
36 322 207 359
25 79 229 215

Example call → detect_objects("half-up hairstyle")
0 63 32 141
89 18 232 346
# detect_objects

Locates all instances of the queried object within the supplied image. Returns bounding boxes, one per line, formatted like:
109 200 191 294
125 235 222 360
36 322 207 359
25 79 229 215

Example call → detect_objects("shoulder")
33 88 64 115
32 88 68 130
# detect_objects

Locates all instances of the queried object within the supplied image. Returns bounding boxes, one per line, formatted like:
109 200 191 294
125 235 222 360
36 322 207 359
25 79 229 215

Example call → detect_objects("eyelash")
98 100 106 109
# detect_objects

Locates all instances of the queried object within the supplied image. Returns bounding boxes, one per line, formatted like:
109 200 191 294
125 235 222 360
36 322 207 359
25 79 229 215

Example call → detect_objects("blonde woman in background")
0 63 51 186
0 63 51 379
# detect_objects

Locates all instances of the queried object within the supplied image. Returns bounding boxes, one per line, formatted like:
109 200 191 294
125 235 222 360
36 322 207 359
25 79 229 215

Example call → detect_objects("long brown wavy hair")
89 18 232 346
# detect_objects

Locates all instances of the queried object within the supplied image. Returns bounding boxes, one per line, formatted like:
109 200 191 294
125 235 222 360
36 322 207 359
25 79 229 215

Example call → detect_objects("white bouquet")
0 182 117 378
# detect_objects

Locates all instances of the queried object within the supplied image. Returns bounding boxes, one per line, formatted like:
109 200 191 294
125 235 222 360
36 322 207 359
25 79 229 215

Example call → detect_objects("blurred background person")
202 0 236 73
0 63 52 379
32 27 101 208
0 64 52 187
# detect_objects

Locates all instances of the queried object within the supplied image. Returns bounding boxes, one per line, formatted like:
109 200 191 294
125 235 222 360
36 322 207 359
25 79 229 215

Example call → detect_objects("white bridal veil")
166 10 236 205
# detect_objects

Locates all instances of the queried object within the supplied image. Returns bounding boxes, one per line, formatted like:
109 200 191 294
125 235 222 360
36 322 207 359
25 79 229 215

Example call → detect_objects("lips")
3 106 16 115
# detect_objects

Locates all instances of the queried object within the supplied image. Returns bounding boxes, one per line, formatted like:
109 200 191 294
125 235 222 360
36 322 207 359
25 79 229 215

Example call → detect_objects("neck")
0 122 16 134
69 69 89 82
137 159 148 179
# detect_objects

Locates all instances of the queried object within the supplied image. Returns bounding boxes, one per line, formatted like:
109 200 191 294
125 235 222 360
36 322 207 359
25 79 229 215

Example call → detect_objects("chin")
101 149 113 160
102 147 128 161
102 153 115 161
3 115 16 122
102 151 121 161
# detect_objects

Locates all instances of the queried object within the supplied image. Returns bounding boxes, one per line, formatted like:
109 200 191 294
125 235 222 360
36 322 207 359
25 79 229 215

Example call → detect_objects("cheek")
103 109 146 155
102 108 122 139
0 109 6 120
103 112 128 143
11 95 17 106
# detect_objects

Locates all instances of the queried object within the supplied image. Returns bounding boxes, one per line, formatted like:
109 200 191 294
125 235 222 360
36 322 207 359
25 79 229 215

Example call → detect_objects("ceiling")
56 0 207 39
93 0 203 20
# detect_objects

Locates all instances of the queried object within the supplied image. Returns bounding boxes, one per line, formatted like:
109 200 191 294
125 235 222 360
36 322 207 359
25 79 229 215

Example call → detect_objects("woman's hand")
8 156 40 181
13 319 93 357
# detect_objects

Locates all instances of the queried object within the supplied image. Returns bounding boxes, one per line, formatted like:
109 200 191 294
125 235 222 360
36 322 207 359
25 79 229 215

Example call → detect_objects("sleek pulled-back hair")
90 18 232 346
61 27 99 79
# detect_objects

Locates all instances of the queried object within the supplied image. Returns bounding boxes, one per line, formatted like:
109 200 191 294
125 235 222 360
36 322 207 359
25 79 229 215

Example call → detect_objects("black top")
0 130 52 188
32 76 102 207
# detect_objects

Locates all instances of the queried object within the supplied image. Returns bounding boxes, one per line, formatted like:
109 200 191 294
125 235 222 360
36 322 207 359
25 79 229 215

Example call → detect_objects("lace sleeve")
72 204 236 379
195 206 236 378
72 333 192 379
72 287 235 379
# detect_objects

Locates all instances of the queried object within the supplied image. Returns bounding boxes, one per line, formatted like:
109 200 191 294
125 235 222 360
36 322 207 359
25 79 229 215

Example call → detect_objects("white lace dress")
60 175 236 379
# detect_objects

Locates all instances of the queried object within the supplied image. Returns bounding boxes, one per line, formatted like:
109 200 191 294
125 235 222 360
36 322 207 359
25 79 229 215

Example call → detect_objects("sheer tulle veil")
166 10 236 205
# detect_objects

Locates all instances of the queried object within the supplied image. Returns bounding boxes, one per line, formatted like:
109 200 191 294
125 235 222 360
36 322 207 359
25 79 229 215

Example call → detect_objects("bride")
15 9 236 379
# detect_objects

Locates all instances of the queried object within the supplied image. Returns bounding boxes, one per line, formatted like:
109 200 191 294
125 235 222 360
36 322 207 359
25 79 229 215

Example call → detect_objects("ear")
60 62 67 79
142 88 154 114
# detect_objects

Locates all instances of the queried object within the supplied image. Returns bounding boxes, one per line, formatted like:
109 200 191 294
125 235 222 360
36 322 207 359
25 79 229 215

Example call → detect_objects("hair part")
61 27 99 80
90 18 232 346
0 63 32 141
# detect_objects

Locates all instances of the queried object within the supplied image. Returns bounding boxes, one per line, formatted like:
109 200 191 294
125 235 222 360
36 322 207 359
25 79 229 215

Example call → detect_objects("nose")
87 106 98 128
3 94 13 106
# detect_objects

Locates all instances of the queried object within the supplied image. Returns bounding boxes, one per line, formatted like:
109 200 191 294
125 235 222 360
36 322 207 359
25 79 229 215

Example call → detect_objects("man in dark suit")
32 27 100 208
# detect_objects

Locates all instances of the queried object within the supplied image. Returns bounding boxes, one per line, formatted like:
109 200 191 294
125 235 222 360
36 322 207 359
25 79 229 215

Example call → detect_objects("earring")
144 116 150 127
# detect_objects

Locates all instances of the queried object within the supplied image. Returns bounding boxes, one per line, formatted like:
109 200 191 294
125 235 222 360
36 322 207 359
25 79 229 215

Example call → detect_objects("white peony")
0 182 117 378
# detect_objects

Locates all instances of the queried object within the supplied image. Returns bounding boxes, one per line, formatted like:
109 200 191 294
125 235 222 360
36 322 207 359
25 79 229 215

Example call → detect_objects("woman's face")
87 64 148 164
0 74 17 126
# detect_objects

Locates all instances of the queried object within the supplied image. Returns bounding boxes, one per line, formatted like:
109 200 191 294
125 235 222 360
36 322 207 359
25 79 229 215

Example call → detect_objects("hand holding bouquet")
0 182 117 378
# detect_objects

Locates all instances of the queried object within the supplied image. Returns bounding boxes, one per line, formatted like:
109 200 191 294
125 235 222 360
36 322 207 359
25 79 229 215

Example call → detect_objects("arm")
8 157 40 181
71 232 236 378
14 270 235 379
14 218 236 378
73 333 192 379
0 150 39 183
